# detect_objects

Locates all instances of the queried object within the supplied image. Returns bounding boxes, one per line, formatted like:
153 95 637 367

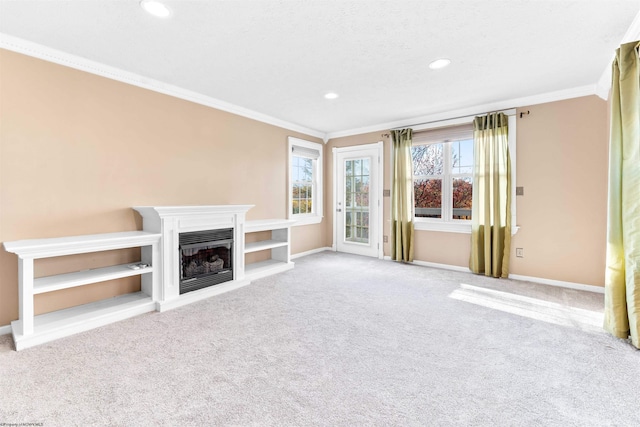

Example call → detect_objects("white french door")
334 143 382 258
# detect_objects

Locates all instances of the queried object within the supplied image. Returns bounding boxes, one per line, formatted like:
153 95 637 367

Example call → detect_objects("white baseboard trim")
291 247 333 260
0 324 12 336
411 259 470 273
387 257 605 294
509 274 604 294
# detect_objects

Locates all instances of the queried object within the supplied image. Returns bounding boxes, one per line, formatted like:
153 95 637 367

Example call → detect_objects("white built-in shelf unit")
244 219 296 280
3 231 161 351
3 207 297 350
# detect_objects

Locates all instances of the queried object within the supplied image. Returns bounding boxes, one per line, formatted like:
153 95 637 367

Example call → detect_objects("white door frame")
332 141 384 259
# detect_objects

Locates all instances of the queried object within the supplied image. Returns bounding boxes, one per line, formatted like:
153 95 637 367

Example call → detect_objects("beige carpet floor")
1 251 638 426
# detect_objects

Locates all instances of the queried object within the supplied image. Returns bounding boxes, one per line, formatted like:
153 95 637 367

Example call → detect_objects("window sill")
414 220 471 234
414 221 520 235
291 215 323 226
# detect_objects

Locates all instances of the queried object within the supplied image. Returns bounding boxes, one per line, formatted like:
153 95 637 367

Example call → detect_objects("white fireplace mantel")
134 205 254 311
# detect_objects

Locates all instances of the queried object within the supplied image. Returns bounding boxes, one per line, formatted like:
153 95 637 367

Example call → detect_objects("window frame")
288 137 323 226
413 137 474 233
410 111 517 234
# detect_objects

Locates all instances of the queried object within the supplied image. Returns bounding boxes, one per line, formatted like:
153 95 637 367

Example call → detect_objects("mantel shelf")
34 264 154 295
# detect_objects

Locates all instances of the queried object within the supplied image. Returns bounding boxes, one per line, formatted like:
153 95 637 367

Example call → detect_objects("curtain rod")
388 108 518 132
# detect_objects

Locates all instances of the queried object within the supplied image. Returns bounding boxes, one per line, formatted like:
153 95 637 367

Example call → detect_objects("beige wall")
510 97 608 285
328 96 609 288
0 50 325 325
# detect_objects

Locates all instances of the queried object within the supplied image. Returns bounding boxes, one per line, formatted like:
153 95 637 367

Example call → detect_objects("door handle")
336 209 342 212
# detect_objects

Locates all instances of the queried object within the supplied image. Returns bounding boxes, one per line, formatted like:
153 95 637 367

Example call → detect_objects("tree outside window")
412 138 473 221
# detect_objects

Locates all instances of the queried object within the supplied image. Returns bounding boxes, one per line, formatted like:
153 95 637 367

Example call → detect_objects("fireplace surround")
133 205 253 311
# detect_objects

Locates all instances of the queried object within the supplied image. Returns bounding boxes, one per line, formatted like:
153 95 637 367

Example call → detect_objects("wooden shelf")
34 264 153 294
244 240 288 253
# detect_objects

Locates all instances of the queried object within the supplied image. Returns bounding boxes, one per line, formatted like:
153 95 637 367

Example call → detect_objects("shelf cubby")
244 219 296 280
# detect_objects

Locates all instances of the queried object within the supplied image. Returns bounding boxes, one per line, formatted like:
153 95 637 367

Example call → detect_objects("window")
410 112 517 234
412 124 474 232
288 137 323 225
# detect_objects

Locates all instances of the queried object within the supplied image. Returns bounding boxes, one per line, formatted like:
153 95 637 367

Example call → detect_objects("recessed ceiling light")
429 58 451 70
140 0 172 18
324 92 339 100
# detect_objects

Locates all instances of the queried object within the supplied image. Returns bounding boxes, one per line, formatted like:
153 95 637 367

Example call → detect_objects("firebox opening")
179 228 233 294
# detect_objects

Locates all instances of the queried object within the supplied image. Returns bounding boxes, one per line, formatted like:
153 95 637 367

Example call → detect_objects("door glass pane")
344 158 370 244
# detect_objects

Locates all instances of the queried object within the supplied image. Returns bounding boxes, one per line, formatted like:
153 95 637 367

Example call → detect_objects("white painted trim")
509 274 604 294
289 137 324 224
290 247 332 259
0 33 325 140
411 259 470 273
408 258 604 294
326 85 595 140
332 147 338 252
596 9 640 99
376 141 384 259
414 221 471 234
0 324 12 336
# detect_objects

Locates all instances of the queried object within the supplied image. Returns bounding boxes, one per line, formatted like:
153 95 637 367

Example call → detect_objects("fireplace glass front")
179 228 233 294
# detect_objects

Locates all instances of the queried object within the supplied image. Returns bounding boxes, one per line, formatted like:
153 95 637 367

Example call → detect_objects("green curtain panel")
469 112 512 278
604 40 640 348
390 129 414 262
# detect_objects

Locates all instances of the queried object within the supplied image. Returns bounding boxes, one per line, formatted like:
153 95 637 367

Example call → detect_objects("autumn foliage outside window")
412 138 473 221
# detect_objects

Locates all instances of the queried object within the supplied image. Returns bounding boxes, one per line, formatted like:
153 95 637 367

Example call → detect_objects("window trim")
288 137 323 226
410 110 517 234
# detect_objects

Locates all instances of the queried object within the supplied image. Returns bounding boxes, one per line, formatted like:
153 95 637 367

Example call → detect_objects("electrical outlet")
516 186 524 196
383 235 388 243
516 248 524 258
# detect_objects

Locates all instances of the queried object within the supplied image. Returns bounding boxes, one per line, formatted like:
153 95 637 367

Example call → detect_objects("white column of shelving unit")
18 258 34 336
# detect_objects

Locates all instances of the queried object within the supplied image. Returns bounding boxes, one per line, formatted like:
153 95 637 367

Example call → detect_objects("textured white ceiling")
0 0 638 137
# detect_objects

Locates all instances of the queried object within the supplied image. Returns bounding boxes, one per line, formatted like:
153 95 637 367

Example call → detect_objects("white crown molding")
0 33 326 140
595 9 640 100
326 84 596 140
